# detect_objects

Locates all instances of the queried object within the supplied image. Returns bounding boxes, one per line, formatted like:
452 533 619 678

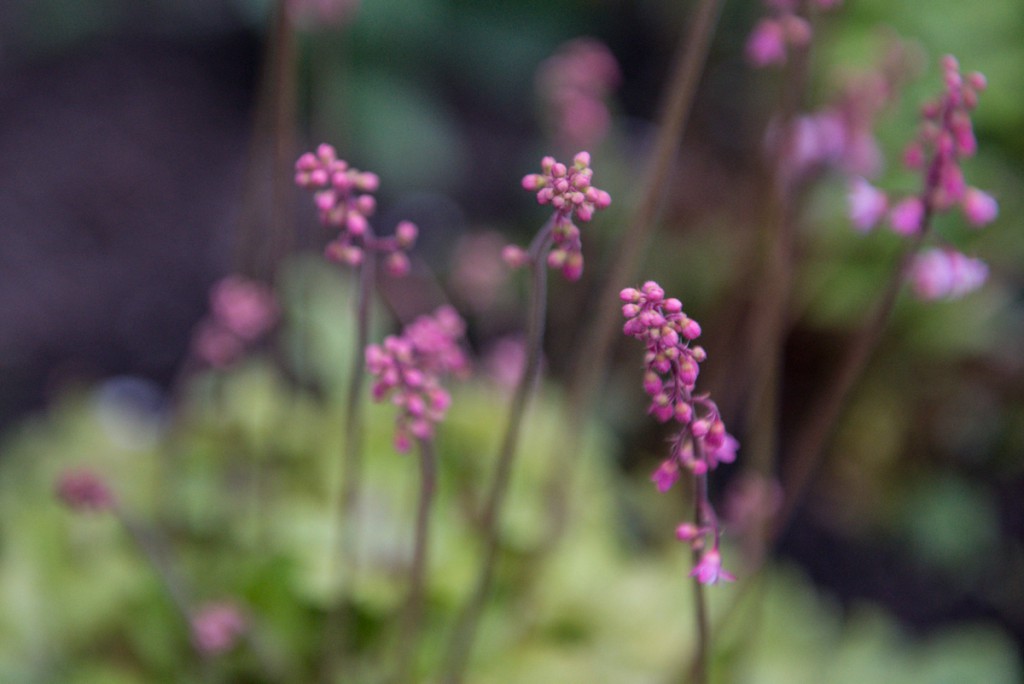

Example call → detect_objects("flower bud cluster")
773 43 916 187
622 281 738 584
55 468 116 512
508 152 611 281
536 38 621 149
366 306 469 452
846 56 995 301
191 276 279 368
907 247 988 301
295 143 417 275
746 0 841 68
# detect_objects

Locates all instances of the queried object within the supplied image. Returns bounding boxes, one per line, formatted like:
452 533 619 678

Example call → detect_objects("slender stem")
690 474 710 684
772 233 923 537
676 222 930 684
743 32 812 480
541 0 725 547
236 0 297 280
440 220 554 684
394 438 437 683
116 510 193 625
321 254 376 681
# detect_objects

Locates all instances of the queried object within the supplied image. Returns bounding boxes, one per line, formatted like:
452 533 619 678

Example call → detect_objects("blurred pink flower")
211 276 278 341
537 38 621 149
907 248 988 301
55 468 115 512
961 187 998 227
191 602 247 655
888 197 924 235
690 548 736 585
848 178 888 232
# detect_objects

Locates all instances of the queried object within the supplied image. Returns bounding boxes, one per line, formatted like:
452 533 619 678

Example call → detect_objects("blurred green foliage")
1 259 1020 683
2 0 1024 681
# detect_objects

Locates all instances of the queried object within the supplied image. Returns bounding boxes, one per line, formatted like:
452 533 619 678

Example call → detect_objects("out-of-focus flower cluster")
366 306 470 452
847 56 996 300
536 38 621 150
746 0 842 68
773 43 916 186
192 276 279 368
56 468 116 512
621 281 738 585
505 152 611 281
295 143 418 275
191 601 247 656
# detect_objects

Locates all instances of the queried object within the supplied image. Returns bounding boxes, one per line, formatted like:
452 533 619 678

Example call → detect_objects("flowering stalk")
294 144 419 675
539 0 724 551
55 470 248 662
442 155 609 684
781 55 995 529
621 282 738 683
364 306 468 682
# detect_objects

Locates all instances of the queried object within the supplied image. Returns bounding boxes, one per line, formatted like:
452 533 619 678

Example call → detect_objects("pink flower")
191 602 247 655
888 197 924 235
746 19 787 67
706 433 740 469
961 187 998 227
690 548 736 585
515 152 611 280
848 178 888 232
55 469 115 512
536 38 621 148
210 277 278 341
295 144 417 275
907 248 988 301
652 459 680 493
366 307 469 451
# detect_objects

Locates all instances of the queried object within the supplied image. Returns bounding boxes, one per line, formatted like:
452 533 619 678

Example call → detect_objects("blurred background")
1 0 1023 681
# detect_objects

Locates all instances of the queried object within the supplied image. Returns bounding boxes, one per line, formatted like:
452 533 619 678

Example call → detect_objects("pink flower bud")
746 19 787 68
675 522 701 543
652 459 680 493
386 251 411 277
395 221 418 247
674 401 693 424
191 602 246 656
501 245 528 268
961 187 998 227
888 197 924 235
848 178 888 232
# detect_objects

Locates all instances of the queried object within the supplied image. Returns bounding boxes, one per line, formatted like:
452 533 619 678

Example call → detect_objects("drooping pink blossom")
907 248 988 301
961 187 998 227
690 548 736 585
848 178 888 232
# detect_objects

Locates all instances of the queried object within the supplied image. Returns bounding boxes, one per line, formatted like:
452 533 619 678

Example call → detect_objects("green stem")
690 474 710 684
394 438 437 683
440 220 554 684
321 253 375 682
